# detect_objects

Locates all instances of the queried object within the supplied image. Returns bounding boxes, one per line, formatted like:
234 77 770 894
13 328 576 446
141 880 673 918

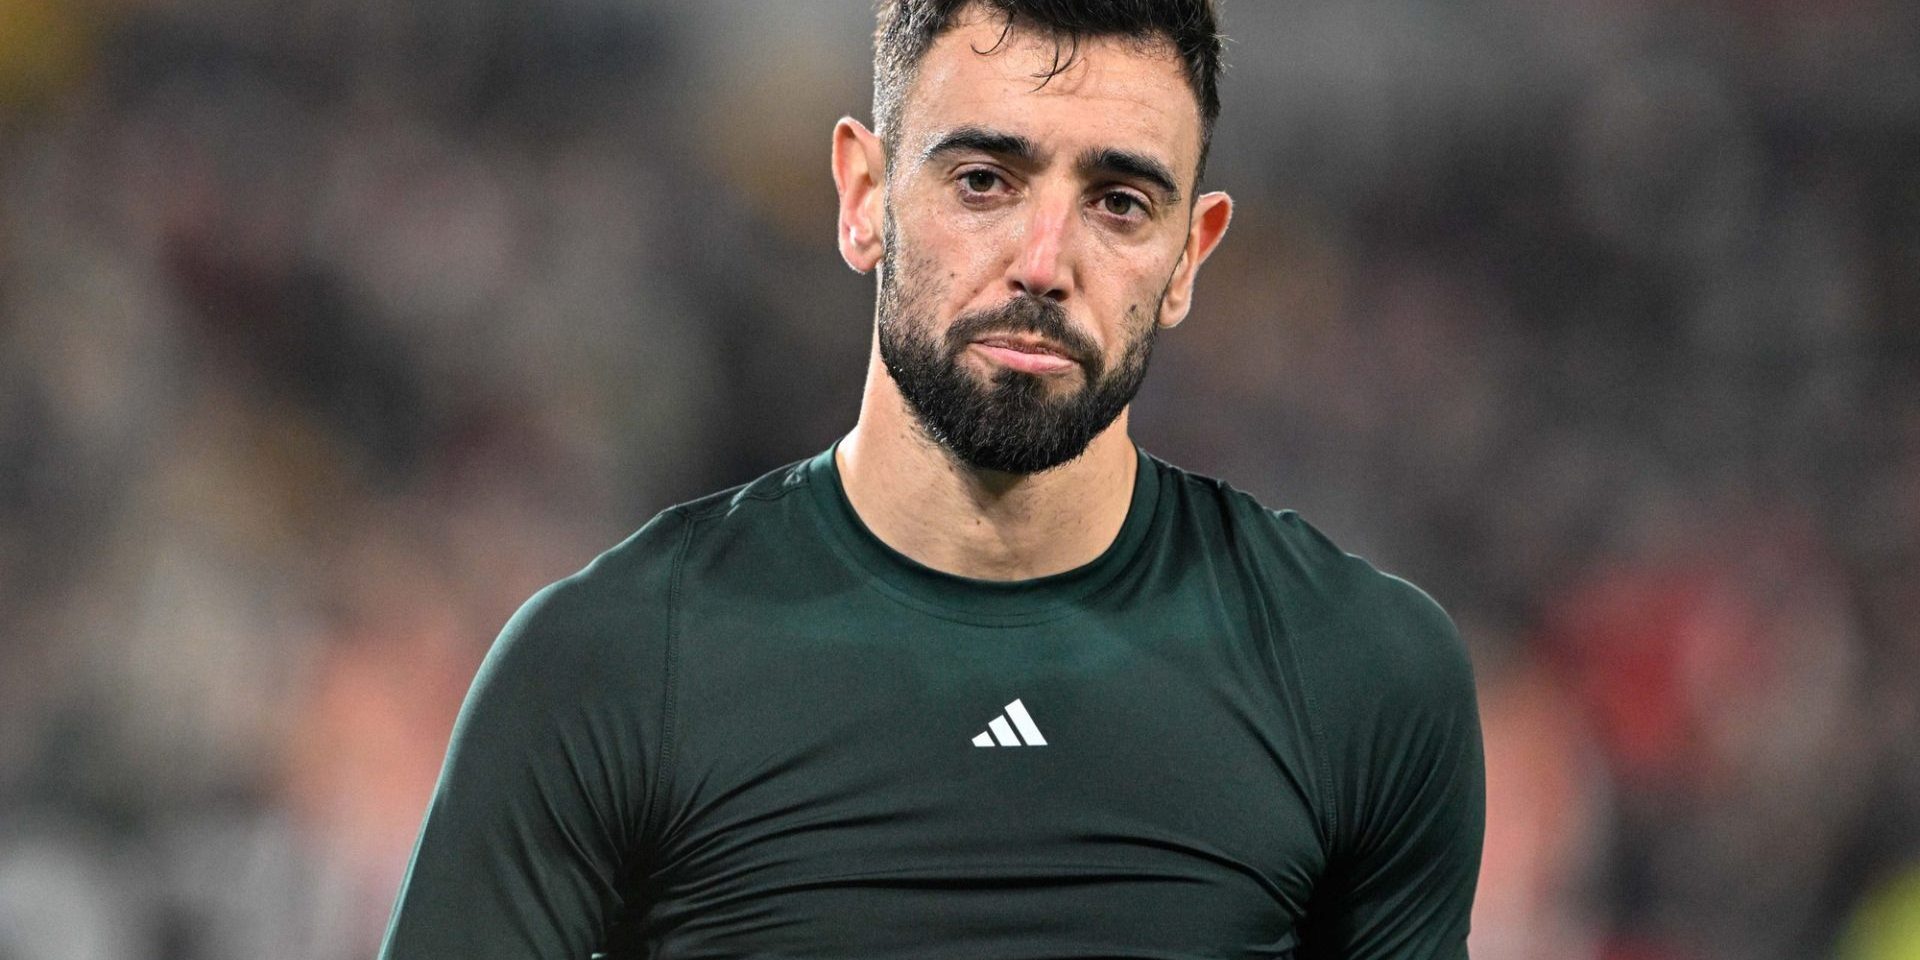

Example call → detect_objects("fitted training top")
380 440 1484 959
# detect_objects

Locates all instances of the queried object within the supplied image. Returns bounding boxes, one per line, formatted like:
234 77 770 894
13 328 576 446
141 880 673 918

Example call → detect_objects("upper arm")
1295 568 1486 960
380 512 686 960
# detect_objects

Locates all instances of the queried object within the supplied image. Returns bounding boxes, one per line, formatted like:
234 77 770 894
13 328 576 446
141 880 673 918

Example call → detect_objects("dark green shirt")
380 441 1484 959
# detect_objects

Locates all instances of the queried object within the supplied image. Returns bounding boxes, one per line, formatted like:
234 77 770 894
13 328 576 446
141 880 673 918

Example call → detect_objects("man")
380 1 1484 957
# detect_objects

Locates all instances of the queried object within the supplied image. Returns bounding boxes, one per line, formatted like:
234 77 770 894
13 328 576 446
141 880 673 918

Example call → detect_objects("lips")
970 336 1080 375
972 334 1073 360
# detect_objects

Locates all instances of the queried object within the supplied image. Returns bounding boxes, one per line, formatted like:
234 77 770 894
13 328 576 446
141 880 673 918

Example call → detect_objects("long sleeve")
380 510 687 959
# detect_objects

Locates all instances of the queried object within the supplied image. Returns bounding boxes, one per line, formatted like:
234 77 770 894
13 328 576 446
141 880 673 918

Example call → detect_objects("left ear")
1157 191 1233 329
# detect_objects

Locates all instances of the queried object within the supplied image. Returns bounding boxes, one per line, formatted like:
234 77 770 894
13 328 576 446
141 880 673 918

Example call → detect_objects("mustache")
944 296 1101 370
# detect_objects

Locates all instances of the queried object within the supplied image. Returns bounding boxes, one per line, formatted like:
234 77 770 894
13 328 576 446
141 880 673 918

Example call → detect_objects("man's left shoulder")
1160 458 1473 708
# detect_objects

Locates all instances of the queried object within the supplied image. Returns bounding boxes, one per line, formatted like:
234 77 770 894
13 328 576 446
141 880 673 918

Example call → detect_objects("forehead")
898 13 1202 185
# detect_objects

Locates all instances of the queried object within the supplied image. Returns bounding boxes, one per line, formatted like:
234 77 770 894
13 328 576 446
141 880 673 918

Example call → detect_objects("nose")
1007 192 1074 302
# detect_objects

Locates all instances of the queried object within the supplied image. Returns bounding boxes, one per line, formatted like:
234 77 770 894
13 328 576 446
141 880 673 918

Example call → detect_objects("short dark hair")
873 0 1225 185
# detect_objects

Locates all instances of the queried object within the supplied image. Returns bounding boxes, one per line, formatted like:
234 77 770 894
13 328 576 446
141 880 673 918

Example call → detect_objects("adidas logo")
971 699 1047 747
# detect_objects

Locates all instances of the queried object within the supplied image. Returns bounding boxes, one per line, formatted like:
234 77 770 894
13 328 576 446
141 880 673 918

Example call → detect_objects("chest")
636 590 1326 958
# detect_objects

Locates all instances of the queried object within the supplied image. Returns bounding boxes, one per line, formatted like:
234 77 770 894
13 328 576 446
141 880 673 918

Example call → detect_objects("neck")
836 337 1139 581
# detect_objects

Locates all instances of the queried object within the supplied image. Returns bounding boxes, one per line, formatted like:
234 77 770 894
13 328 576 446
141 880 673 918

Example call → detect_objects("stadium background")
2 0 1917 957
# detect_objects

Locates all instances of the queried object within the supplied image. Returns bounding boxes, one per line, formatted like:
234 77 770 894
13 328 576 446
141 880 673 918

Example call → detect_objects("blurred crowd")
1 1 1916 958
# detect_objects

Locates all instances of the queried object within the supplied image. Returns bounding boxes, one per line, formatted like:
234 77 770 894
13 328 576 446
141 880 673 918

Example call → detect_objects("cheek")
897 209 1001 309
1104 268 1172 339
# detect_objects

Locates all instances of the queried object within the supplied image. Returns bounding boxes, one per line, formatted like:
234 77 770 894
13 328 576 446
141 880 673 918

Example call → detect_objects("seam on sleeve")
1259 516 1342 866
1270 589 1341 861
643 507 698 849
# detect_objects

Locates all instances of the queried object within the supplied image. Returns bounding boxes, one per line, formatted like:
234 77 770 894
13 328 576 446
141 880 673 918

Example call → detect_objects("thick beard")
876 227 1159 475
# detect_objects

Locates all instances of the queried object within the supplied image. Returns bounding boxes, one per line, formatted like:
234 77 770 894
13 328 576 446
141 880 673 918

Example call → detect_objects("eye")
1100 191 1146 218
958 169 1004 196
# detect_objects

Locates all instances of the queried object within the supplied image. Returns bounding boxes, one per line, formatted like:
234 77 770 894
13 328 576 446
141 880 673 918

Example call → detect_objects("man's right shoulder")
516 455 816 637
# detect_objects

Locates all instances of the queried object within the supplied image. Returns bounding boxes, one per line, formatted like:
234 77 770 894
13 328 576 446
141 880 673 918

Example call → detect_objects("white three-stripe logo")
971 699 1047 747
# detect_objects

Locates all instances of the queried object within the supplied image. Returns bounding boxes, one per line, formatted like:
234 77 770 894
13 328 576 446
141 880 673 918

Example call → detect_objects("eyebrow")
919 126 1040 166
919 125 1183 203
1077 146 1181 204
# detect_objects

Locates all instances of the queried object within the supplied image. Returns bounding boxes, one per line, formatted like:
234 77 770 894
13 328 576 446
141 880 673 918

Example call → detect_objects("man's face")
873 12 1209 475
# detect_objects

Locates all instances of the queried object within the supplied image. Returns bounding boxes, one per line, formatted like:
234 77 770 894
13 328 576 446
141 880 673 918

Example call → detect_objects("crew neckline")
803 437 1163 626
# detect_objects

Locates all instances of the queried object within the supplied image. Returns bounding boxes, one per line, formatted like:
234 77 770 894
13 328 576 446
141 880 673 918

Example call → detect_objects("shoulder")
668 455 815 526
1156 460 1482 858
499 454 817 660
479 506 694 702
1154 457 1475 715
